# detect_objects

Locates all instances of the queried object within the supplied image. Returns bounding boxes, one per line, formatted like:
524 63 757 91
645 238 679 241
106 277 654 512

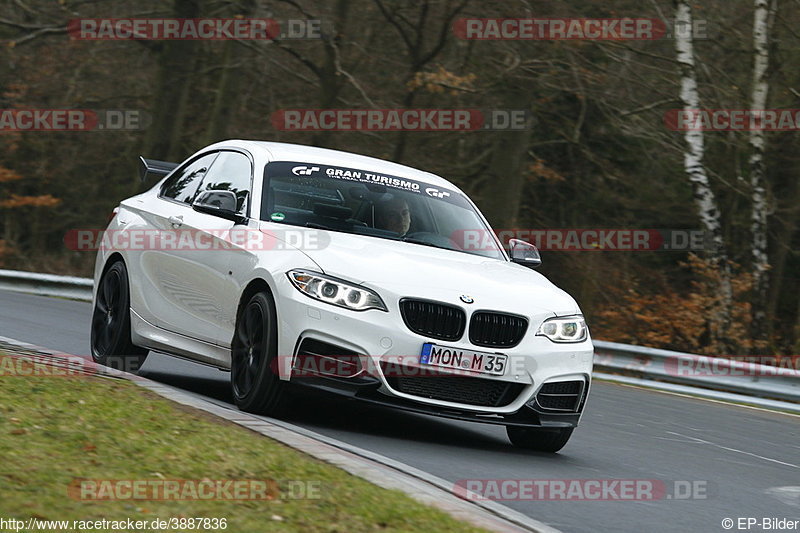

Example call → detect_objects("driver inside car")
374 196 411 235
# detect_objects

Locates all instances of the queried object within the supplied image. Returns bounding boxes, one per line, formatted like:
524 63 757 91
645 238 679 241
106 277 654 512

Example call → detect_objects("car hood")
279 228 580 317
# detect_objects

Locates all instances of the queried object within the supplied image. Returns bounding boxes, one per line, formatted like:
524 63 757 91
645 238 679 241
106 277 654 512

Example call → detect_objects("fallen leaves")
0 193 61 209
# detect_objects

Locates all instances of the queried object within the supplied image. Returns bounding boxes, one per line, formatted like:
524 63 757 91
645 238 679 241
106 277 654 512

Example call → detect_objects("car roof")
210 139 457 189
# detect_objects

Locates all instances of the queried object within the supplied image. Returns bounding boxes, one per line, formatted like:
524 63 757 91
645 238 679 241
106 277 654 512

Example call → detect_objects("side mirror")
509 238 542 269
192 190 245 223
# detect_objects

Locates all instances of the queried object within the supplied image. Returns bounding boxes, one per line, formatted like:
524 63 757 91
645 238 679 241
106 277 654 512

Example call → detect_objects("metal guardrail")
0 269 798 404
0 269 93 302
593 340 800 404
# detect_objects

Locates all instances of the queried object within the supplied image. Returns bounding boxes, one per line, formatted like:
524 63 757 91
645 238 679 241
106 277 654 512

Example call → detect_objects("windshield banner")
265 161 471 209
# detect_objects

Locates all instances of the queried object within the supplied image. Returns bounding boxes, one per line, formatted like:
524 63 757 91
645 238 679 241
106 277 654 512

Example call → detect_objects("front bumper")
273 274 594 426
290 375 588 428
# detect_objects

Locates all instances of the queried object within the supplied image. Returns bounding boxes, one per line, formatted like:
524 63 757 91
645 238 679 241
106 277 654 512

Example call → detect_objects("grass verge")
0 353 489 533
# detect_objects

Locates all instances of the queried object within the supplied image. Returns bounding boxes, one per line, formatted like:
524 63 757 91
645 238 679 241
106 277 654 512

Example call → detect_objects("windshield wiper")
304 222 362 238
401 236 448 250
305 222 334 230
304 223 449 250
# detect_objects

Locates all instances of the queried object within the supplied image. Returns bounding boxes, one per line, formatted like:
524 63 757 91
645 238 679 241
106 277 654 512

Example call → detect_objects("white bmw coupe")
91 140 593 452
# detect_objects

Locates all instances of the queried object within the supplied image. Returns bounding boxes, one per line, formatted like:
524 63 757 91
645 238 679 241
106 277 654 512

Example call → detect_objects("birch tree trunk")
674 0 733 349
748 0 776 346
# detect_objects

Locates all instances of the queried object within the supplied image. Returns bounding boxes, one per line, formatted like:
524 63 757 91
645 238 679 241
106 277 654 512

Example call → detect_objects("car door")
148 150 255 348
191 151 259 349
130 151 219 333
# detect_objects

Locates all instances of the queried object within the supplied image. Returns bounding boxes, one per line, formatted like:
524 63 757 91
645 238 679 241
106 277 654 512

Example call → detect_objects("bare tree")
747 0 777 345
205 0 257 144
267 0 358 147
674 0 733 349
373 0 469 161
143 0 204 162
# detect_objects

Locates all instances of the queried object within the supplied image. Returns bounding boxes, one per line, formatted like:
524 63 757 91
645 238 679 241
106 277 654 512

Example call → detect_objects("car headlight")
287 270 387 312
536 315 588 343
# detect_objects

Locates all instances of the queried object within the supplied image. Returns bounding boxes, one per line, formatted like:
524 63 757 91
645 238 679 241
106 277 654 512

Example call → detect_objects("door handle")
168 215 184 227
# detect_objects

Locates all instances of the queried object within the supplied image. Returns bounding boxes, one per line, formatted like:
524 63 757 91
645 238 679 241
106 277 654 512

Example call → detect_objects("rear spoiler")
138 156 178 183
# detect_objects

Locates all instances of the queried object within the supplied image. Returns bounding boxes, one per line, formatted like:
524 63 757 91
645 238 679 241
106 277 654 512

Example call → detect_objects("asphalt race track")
1 289 798 533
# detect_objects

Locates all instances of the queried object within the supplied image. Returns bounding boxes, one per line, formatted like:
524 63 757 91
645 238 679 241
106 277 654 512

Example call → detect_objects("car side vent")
536 380 586 412
294 338 362 378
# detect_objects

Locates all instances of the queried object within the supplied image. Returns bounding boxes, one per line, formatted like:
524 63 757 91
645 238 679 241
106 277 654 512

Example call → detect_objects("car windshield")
261 161 504 259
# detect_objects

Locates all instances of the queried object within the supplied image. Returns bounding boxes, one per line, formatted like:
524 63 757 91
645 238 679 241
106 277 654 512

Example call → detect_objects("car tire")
506 426 574 453
90 260 148 372
231 290 288 415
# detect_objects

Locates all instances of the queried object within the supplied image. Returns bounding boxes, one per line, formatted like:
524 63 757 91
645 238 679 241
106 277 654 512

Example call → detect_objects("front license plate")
419 343 507 376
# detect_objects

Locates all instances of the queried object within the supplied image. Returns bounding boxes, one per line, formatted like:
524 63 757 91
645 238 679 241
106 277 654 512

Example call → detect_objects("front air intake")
535 380 586 412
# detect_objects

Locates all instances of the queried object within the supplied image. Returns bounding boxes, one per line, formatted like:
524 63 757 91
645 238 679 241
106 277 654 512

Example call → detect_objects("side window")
160 152 219 204
194 151 252 215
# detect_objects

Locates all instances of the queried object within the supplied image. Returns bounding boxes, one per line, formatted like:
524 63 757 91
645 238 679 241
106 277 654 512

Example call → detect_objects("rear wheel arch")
91 258 148 372
100 252 125 275
98 253 130 307
95 252 125 304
